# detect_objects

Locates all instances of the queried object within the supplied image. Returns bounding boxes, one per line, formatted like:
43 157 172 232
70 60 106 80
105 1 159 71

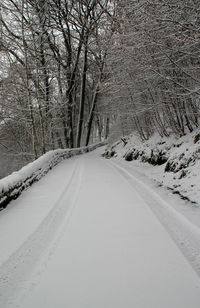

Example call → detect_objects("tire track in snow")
108 160 200 278
0 158 84 308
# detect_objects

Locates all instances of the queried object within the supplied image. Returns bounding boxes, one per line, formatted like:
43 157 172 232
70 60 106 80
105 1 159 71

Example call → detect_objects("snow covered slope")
104 130 200 205
0 148 200 308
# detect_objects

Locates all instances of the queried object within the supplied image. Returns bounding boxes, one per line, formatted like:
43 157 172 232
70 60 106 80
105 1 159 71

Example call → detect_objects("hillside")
103 130 200 206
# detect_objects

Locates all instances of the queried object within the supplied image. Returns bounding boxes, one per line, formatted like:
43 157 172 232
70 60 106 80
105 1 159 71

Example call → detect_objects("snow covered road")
0 149 200 307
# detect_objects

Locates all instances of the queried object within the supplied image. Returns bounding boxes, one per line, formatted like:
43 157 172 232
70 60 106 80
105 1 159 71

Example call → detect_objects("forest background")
0 0 199 178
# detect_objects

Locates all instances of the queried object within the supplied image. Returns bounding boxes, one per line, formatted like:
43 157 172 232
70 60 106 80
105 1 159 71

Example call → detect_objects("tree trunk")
76 43 88 147
85 87 99 146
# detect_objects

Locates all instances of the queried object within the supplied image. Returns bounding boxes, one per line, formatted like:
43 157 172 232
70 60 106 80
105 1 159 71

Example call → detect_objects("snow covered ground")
0 148 200 307
0 142 104 210
106 130 200 205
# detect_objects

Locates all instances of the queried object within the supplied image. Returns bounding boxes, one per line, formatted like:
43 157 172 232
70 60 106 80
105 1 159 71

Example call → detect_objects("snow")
0 148 200 308
104 130 200 276
107 130 200 205
109 159 200 276
0 156 79 265
0 142 105 209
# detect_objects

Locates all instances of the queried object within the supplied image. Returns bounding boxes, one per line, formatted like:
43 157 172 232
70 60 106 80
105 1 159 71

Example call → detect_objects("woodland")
0 0 199 177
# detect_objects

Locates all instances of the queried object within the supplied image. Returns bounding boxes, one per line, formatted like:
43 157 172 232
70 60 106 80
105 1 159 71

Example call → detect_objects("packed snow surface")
0 142 104 209
0 148 200 308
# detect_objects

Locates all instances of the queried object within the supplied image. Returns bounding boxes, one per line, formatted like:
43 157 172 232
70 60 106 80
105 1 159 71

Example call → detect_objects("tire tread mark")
0 159 83 307
108 160 200 278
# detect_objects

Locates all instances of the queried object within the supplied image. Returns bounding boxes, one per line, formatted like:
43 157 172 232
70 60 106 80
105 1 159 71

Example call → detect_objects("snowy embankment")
0 142 105 210
103 131 200 276
104 130 200 205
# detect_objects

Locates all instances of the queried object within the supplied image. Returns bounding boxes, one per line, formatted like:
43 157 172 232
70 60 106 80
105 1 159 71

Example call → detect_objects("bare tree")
101 0 200 140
